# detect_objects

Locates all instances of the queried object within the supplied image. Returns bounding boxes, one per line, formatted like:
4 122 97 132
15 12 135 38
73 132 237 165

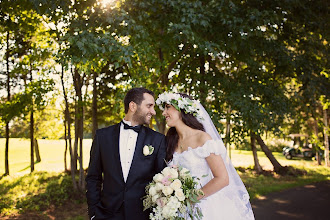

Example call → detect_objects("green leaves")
0 79 54 123
1 0 327 143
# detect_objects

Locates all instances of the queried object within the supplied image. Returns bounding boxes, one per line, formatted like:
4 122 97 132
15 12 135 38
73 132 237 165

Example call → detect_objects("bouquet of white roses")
143 165 203 220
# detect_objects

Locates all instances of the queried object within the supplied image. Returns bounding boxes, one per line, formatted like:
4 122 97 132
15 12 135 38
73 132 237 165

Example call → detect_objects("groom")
86 87 166 220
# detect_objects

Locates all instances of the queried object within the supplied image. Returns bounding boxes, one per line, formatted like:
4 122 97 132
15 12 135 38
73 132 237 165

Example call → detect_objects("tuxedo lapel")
126 126 146 185
112 123 125 183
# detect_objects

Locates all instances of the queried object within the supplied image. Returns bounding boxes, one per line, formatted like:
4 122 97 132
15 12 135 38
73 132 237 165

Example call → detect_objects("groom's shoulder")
144 126 165 138
95 123 120 136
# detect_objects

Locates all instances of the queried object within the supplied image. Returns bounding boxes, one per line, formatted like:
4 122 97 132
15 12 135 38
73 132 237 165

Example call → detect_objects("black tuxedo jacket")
86 123 166 220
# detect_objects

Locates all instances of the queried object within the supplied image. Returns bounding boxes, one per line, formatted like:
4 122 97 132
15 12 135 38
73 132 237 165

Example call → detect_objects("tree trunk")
79 129 85 190
5 124 9 176
73 110 78 172
30 103 34 172
313 116 322 165
79 77 86 190
256 135 285 173
225 106 231 158
316 153 322 165
4 30 10 176
64 117 68 171
323 108 329 167
199 56 207 105
72 68 80 173
251 132 263 173
61 64 77 190
92 71 98 138
73 67 85 190
30 72 34 173
34 138 41 162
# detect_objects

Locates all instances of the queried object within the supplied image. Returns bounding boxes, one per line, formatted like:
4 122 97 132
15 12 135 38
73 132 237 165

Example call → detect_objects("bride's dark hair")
165 93 205 161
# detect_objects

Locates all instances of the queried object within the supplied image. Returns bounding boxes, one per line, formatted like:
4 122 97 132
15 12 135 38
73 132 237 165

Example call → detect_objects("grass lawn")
0 138 329 219
0 138 92 176
0 138 320 176
230 149 319 170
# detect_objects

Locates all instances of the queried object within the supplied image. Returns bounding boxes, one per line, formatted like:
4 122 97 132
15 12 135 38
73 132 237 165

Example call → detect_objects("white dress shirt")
119 119 139 182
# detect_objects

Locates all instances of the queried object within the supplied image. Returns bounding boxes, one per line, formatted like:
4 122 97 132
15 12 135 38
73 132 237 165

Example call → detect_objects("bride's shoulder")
196 130 212 146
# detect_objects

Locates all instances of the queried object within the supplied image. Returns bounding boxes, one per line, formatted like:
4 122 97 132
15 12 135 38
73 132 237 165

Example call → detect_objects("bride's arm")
198 153 229 200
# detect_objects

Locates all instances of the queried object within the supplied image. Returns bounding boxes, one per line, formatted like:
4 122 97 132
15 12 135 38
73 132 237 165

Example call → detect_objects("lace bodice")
170 139 226 187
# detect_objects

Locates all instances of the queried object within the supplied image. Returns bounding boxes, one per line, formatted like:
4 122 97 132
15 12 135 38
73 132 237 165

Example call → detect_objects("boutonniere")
143 145 154 156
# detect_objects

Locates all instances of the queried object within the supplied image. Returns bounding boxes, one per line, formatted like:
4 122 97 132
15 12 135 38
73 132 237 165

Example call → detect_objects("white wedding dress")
170 139 255 220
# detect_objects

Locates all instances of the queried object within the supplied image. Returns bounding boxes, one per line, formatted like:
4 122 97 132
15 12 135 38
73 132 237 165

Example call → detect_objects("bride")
156 92 255 220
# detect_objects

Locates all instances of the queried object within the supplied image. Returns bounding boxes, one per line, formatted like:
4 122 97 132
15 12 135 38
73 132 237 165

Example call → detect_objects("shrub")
0 171 84 216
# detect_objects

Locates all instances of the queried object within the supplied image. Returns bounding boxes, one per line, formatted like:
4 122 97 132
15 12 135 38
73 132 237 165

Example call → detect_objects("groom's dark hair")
124 87 154 113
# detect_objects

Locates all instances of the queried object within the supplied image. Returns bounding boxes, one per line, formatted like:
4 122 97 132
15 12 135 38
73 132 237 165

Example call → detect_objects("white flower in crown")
143 145 154 156
156 92 204 121
177 99 185 109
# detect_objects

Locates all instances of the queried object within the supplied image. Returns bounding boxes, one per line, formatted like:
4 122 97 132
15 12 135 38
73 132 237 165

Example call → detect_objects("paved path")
251 181 330 220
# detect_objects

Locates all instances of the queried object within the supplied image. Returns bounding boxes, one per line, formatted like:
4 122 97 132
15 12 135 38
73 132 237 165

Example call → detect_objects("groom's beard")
133 107 152 125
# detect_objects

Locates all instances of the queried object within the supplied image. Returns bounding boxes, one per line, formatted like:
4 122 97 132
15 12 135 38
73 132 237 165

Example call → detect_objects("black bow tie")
122 121 142 133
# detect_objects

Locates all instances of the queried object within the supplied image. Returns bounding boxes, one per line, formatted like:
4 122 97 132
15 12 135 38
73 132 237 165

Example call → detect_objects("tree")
14 7 56 172
0 0 38 175
278 0 329 165
162 0 294 173
35 0 133 190
15 0 327 180
106 0 318 173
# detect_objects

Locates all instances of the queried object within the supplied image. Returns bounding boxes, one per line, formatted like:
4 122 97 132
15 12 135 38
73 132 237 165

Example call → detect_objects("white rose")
152 194 159 203
168 196 180 204
168 169 178 179
149 186 157 196
155 182 164 191
156 197 167 208
153 173 164 182
175 189 185 201
170 179 182 191
179 167 190 177
162 167 178 179
143 145 150 156
167 196 180 211
161 167 172 177
162 186 174 196
161 205 171 219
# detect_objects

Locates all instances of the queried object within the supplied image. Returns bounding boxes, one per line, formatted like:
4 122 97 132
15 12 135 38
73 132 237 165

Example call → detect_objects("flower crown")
156 92 204 121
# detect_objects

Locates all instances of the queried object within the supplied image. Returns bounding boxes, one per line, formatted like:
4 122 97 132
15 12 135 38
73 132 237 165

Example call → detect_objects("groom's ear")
128 101 137 113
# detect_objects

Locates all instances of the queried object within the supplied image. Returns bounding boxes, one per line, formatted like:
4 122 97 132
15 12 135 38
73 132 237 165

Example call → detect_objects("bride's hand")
196 189 205 200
